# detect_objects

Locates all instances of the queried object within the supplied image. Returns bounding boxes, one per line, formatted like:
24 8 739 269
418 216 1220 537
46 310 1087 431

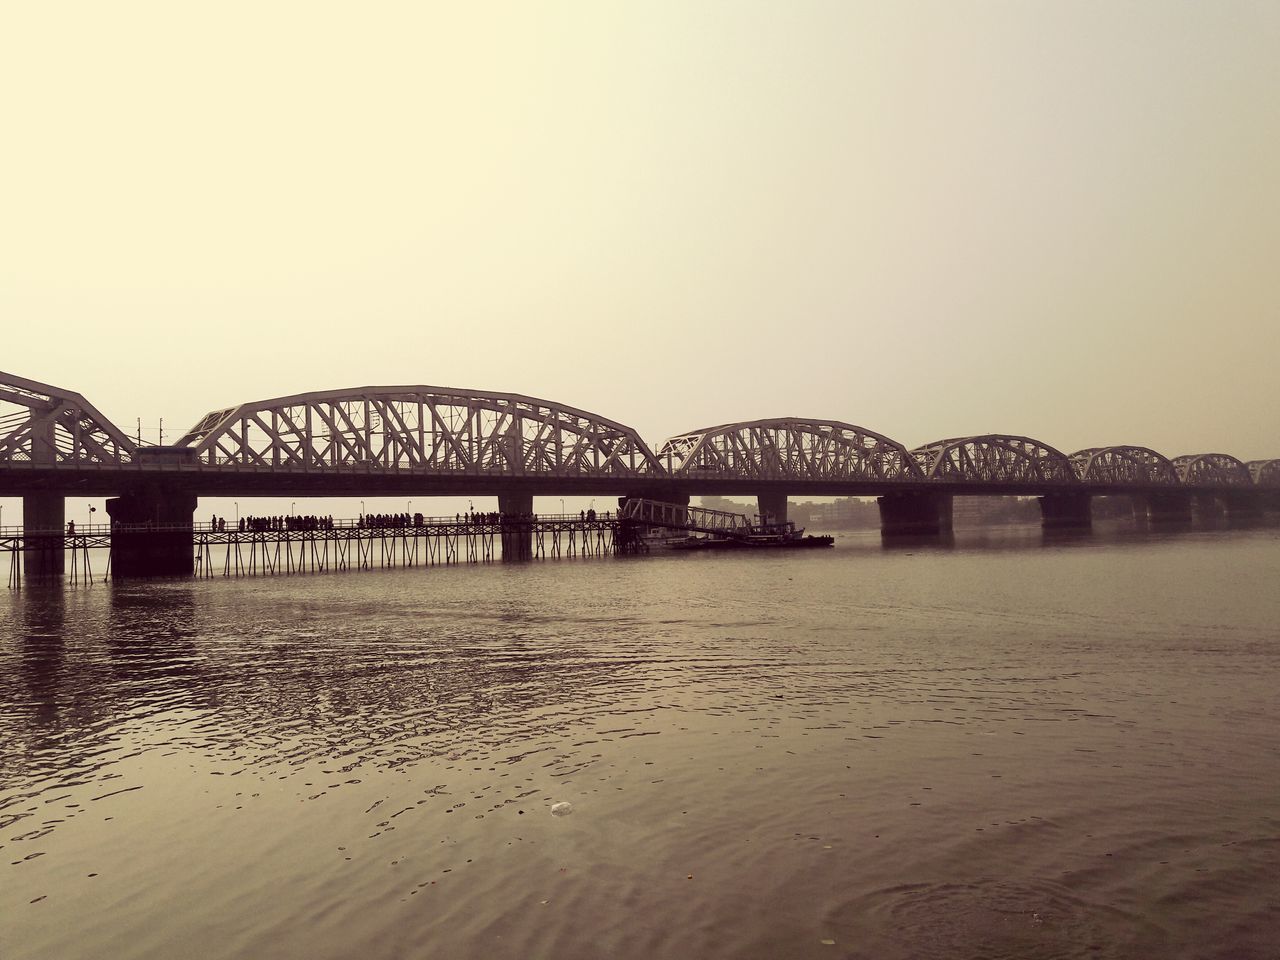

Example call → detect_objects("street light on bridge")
291 501 296 517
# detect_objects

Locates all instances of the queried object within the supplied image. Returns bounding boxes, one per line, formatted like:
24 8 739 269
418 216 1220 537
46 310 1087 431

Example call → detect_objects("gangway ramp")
619 498 751 538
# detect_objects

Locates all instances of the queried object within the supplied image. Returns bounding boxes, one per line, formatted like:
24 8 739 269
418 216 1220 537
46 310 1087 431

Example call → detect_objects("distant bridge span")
1 370 1276 574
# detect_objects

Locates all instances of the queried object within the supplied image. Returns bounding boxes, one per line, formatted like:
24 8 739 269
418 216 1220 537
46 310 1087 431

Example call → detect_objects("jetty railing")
3 514 640 587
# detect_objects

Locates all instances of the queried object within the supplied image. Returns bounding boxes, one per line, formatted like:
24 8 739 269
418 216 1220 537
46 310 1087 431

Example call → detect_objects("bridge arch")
1171 453 1252 487
175 386 664 478
1247 459 1280 487
0 370 134 466
1069 446 1180 485
913 435 1077 483
656 419 923 481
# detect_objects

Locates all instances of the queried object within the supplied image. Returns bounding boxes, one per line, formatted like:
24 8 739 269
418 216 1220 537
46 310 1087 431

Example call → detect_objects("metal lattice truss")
0 371 134 466
616 499 747 537
1247 459 1280 487
1070 446 1180 485
656 419 923 480
913 435 1077 483
620 498 751 535
175 386 665 477
1172 453 1253 487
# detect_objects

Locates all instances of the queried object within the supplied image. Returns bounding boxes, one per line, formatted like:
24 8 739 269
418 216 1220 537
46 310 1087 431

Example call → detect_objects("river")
2 522 1278 959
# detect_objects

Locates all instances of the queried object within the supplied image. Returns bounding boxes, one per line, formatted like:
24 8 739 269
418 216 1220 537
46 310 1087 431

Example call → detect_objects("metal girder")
913 435 1077 483
174 386 665 479
1247 459 1280 487
1172 453 1253 487
1070 446 1180 485
0 370 134 466
656 418 923 481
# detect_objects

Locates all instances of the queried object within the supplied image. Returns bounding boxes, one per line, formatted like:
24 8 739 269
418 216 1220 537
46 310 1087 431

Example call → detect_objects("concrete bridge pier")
877 492 953 537
106 487 198 577
23 492 65 578
757 493 788 526
1192 494 1226 524
1222 492 1263 524
1135 492 1193 524
1038 493 1092 529
498 491 534 561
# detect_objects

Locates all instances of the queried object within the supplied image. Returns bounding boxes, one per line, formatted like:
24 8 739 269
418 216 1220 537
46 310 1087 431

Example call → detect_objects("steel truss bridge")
2 370 1276 575
3 370 1275 496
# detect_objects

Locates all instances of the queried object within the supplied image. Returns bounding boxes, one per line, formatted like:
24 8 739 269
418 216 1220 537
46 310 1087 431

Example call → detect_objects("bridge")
2 370 1277 576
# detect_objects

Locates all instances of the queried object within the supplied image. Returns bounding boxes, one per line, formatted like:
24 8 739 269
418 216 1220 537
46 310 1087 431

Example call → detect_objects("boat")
667 518 833 551
620 498 833 551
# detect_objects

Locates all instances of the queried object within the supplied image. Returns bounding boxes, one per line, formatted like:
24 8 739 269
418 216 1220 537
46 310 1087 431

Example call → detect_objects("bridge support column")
1038 493 1092 529
877 492 952 537
757 493 788 526
23 492 65 578
1135 492 1192 524
1222 492 1263 524
107 487 198 578
1192 494 1225 524
498 492 534 561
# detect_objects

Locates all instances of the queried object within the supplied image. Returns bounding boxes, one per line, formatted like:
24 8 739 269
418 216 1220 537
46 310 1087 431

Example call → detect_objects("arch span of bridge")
2 370 1277 575
1248 459 1280 486
1172 453 1253 487
175 384 665 482
657 418 923 482
1070 447 1181 486
912 435 1079 486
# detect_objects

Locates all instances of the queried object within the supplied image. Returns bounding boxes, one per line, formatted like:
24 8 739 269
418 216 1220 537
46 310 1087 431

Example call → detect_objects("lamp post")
406 500 412 516
360 500 366 517
88 504 96 529
234 502 239 523
560 498 565 516
291 501 296 517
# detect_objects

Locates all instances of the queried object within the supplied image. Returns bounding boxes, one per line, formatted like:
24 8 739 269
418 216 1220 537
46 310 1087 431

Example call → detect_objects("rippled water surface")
3 525 1279 959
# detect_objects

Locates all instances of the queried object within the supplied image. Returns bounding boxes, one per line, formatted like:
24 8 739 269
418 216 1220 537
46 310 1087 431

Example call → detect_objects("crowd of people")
209 514 335 533
360 512 423 529
362 511 537 528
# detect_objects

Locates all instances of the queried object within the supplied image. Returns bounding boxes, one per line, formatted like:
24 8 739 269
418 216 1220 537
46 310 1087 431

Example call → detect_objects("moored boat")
667 519 833 551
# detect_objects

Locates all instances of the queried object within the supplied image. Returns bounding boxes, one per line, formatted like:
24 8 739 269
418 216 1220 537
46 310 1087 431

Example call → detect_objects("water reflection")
2 525 1279 960
107 584 200 681
3 576 656 793
17 585 65 730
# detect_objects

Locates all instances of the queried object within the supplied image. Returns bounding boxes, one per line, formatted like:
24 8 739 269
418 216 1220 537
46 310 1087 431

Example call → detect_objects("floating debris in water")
550 802 573 817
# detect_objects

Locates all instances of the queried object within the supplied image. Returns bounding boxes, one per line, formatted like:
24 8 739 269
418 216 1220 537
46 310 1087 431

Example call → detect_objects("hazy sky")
3 0 1278 470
